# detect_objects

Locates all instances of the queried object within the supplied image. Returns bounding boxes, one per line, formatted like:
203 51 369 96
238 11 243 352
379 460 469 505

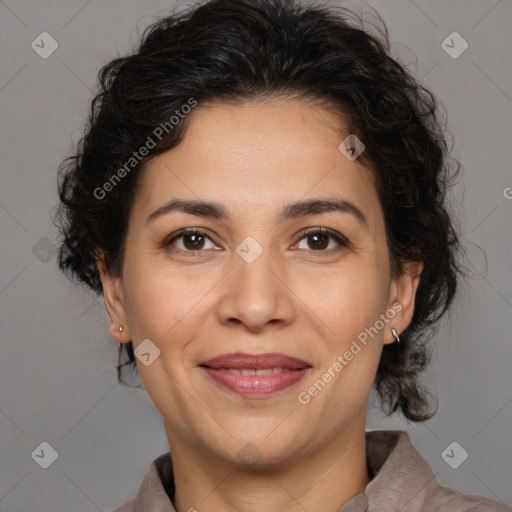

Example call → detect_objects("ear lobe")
97 251 129 343
385 260 423 345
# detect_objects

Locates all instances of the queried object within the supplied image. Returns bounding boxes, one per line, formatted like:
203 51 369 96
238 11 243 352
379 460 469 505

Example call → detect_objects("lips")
199 352 310 370
199 352 311 397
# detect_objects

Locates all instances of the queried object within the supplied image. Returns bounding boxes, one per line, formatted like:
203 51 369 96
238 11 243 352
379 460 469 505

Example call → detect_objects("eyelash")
161 227 351 255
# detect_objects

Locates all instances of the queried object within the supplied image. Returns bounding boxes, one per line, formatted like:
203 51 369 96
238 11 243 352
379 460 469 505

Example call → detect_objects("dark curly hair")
54 0 467 422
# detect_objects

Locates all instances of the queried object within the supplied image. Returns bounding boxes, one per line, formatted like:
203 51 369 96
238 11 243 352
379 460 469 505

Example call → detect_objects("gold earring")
391 328 400 344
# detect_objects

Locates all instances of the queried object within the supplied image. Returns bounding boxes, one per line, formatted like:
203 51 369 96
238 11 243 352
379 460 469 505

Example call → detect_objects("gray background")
0 0 511 510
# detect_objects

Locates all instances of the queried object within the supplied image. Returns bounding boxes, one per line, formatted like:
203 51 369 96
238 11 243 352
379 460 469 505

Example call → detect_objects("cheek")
302 261 389 389
122 256 211 341
306 261 387 332
121 258 171 337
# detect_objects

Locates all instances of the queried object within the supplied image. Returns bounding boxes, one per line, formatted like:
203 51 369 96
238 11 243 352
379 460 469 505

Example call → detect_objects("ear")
97 251 130 343
384 259 423 345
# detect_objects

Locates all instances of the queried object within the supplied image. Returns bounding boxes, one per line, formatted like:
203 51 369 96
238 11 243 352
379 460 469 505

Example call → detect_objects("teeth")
226 368 289 376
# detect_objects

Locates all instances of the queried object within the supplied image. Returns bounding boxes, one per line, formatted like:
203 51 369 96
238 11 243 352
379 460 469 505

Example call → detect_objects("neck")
167 419 371 512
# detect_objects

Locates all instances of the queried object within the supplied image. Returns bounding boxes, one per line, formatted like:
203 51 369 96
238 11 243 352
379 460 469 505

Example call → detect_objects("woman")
54 0 510 510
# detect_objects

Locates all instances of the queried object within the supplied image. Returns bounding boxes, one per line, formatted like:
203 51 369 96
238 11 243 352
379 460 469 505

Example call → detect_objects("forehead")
132 97 383 233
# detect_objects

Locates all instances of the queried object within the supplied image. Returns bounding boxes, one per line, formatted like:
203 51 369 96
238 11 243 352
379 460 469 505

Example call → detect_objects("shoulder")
364 430 510 512
426 484 511 511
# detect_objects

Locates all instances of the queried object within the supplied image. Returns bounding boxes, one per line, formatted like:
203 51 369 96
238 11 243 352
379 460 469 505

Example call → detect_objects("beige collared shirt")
113 430 510 511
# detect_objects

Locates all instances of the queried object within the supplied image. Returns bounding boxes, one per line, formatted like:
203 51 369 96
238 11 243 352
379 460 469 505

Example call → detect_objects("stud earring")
391 328 400 344
118 325 123 333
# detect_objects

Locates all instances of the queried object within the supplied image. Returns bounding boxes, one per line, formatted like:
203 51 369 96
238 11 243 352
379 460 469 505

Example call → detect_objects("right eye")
162 229 218 253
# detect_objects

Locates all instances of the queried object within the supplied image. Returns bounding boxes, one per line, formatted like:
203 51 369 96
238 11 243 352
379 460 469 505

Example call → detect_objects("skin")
98 96 423 512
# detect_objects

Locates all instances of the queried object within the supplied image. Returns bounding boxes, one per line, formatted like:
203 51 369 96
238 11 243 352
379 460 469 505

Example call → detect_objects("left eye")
295 228 350 252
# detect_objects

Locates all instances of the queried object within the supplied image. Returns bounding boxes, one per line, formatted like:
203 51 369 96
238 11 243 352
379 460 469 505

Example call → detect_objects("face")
99 96 422 467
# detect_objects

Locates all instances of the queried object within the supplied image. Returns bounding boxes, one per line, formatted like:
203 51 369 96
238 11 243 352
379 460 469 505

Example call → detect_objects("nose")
216 243 295 333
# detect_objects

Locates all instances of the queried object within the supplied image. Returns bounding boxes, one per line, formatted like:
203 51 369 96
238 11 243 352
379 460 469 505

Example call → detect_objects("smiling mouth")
198 352 312 397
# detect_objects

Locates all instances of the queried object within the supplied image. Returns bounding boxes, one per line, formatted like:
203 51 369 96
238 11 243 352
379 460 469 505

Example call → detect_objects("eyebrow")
146 198 368 228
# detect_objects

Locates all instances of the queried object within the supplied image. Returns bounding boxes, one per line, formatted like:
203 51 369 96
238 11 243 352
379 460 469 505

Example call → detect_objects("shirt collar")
340 430 438 511
133 430 438 512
